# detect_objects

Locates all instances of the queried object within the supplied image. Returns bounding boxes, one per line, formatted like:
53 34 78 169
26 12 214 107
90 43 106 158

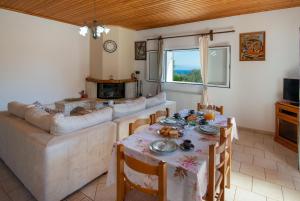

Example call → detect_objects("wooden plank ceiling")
0 0 300 30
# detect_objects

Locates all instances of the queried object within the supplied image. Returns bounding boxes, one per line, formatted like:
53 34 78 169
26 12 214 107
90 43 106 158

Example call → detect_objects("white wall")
0 9 90 110
135 7 300 132
89 25 136 81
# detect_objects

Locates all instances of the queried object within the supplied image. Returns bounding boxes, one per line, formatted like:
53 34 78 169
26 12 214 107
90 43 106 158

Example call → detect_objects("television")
283 78 299 104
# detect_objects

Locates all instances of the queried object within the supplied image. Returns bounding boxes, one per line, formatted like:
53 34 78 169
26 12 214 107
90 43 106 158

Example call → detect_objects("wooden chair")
150 108 170 124
224 118 233 188
197 103 224 115
117 144 167 201
206 123 232 201
129 117 152 135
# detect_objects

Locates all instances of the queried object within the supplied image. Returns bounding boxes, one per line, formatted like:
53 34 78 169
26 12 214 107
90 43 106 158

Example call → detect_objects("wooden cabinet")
275 102 299 152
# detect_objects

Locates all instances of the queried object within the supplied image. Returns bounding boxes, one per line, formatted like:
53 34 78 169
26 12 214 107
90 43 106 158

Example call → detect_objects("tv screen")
283 78 299 104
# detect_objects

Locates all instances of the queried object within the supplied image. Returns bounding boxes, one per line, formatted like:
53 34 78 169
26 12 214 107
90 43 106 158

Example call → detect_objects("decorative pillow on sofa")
24 107 53 132
145 92 166 108
8 101 34 119
113 97 146 119
50 107 113 135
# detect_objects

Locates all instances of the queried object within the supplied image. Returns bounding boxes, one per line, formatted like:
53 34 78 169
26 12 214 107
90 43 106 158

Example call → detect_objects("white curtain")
156 38 164 94
199 36 209 105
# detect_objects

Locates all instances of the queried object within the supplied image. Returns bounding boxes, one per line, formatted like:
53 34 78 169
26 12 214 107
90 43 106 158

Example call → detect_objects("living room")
0 1 300 201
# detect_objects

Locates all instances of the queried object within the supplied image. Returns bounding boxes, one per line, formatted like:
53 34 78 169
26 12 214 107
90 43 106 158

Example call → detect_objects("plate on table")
195 125 220 135
149 140 178 154
160 118 177 125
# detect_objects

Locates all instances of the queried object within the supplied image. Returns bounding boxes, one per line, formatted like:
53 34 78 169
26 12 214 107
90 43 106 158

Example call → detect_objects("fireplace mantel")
86 77 137 84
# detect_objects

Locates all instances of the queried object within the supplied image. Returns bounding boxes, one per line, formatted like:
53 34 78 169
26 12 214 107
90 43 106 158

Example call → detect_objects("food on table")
159 126 181 138
186 114 197 122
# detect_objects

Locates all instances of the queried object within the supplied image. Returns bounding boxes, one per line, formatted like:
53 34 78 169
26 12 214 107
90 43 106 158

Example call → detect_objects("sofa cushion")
7 101 33 119
113 97 146 119
50 107 113 135
145 92 166 108
25 107 52 132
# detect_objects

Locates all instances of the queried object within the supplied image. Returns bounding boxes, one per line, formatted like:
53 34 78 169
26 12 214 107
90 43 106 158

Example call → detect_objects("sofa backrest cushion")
50 107 113 135
145 92 166 108
7 101 33 119
25 107 52 132
113 97 146 119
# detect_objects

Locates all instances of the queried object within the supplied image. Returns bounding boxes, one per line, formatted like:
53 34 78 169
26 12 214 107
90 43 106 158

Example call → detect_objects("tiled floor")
0 129 300 201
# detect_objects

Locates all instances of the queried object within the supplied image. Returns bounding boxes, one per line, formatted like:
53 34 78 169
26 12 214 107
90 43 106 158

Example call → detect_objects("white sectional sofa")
0 92 176 201
111 92 176 140
113 100 176 140
0 104 117 201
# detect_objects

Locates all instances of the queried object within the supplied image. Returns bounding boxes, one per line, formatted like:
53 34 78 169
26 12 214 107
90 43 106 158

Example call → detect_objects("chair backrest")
129 117 152 135
223 118 233 189
207 123 232 201
151 108 170 124
117 144 167 201
197 103 224 115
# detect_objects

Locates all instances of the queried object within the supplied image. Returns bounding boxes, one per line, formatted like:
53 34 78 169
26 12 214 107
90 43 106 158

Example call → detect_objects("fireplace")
97 83 125 99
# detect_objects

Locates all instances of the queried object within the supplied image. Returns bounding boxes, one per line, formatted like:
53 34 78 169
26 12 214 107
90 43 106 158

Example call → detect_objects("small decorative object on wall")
135 41 146 60
240 31 265 61
103 40 117 53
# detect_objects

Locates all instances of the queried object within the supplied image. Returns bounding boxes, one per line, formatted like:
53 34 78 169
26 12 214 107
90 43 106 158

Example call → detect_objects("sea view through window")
166 49 203 83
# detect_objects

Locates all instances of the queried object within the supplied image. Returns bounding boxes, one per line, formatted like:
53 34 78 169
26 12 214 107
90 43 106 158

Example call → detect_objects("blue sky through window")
173 50 200 70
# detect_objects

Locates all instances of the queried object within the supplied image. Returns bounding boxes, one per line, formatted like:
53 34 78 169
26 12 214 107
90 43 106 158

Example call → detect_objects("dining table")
106 109 238 201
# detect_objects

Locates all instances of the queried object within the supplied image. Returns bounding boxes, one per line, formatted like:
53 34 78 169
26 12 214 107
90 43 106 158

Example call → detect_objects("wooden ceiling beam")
0 0 299 30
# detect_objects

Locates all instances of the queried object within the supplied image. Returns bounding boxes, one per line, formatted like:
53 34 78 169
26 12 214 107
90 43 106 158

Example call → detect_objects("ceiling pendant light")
79 0 110 39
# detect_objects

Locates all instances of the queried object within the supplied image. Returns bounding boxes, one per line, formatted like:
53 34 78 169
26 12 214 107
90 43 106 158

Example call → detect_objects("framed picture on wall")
240 31 265 61
135 41 146 60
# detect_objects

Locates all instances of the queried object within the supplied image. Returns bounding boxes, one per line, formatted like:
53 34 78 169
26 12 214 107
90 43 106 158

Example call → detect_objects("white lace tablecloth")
106 114 238 201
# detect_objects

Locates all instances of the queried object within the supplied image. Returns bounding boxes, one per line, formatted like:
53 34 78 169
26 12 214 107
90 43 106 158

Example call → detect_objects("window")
165 49 202 83
164 46 230 87
146 51 159 81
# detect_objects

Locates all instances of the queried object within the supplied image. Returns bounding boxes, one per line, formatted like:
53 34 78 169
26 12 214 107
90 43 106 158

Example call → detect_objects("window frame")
163 46 231 88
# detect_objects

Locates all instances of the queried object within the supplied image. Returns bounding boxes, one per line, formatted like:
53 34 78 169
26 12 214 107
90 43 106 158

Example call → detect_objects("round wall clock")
103 40 117 53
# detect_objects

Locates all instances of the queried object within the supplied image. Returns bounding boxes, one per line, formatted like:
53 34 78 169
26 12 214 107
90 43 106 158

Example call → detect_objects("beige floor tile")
252 178 283 201
244 146 265 157
0 187 10 201
235 187 266 201
240 163 265 180
254 142 274 152
276 162 300 180
285 157 298 169
80 180 98 200
267 198 281 201
81 197 92 201
8 186 34 201
0 175 23 193
0 166 14 182
232 151 253 165
64 191 87 201
94 185 115 201
231 172 252 191
265 151 286 163
232 144 244 152
293 177 300 191
265 169 295 189
254 156 277 171
97 174 107 185
282 187 300 201
252 133 264 142
232 160 241 172
225 185 236 201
